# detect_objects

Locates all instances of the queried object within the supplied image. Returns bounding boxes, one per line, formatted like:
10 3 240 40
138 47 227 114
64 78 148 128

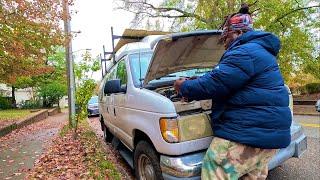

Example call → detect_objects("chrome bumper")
160 151 204 179
160 124 307 179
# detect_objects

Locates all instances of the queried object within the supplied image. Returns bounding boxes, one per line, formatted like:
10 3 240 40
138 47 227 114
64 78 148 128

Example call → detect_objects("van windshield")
129 52 212 87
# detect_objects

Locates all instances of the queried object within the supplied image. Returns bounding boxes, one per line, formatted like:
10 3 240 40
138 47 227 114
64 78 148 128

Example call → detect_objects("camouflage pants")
202 137 276 180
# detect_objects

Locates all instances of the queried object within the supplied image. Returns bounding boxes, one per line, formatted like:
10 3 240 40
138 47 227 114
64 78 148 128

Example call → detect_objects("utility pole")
63 0 76 127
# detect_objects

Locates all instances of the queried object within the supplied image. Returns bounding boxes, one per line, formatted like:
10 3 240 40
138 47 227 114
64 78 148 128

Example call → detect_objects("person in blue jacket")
174 4 292 180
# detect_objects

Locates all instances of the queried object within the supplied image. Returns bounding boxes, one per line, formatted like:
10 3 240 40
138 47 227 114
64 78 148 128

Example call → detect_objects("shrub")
20 100 42 109
296 83 320 95
0 97 11 110
305 83 320 94
38 81 67 108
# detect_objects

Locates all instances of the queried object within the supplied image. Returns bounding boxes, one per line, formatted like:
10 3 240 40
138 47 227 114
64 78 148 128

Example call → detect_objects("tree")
74 51 100 129
38 81 67 108
12 47 68 108
116 0 320 84
0 0 71 107
34 47 68 108
305 56 320 80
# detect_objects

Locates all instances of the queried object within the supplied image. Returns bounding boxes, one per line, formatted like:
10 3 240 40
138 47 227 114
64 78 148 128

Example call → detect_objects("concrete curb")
0 108 60 137
293 112 320 116
48 107 60 116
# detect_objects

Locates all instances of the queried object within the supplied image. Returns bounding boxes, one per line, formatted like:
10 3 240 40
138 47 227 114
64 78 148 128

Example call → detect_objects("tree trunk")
11 86 16 108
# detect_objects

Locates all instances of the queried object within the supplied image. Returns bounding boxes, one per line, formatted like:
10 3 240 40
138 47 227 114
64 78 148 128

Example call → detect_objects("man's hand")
174 77 188 93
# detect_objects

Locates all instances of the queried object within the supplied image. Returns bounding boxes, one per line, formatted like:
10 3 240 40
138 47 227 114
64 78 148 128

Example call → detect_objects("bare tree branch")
117 0 208 24
273 5 320 23
248 0 259 7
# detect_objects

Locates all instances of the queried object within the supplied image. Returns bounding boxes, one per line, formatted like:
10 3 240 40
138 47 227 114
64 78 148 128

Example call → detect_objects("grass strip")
60 120 121 180
0 109 31 121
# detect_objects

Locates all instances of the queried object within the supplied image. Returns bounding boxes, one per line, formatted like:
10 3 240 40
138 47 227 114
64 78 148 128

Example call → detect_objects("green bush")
20 100 42 109
297 83 320 95
38 81 67 108
305 83 320 94
0 97 11 110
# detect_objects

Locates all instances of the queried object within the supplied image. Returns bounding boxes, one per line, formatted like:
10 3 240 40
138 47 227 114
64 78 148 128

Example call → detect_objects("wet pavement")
0 112 67 179
268 115 320 180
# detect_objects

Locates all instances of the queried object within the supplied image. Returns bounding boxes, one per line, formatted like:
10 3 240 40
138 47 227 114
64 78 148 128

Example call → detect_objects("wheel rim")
138 154 155 180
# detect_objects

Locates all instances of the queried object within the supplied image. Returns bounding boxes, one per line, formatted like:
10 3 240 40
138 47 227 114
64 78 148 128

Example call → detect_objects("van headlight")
160 117 179 143
160 113 213 143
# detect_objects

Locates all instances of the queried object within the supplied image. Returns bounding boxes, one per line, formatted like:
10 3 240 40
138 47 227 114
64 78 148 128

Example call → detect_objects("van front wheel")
134 141 163 180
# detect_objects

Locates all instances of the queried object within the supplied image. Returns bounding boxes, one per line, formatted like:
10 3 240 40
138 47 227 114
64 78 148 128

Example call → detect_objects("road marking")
299 123 320 128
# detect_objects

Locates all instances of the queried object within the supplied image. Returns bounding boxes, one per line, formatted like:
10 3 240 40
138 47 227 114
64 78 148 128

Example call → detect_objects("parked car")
316 99 320 112
87 96 99 117
98 30 307 180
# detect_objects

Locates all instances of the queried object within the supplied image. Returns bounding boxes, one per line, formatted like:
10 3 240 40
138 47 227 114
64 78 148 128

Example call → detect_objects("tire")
134 141 163 180
102 122 113 143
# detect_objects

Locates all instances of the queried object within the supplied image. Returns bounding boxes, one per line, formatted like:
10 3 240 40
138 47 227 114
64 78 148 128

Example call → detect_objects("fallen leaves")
26 129 90 179
0 112 67 179
87 117 134 180
26 119 127 179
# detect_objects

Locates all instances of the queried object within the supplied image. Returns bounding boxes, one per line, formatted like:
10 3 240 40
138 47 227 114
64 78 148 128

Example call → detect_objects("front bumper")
160 125 307 179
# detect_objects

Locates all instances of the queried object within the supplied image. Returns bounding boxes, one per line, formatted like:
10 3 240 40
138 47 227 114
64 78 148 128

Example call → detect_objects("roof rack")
100 27 169 77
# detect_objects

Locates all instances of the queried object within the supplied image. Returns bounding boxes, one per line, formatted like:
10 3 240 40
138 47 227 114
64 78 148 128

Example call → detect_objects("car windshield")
129 52 212 87
88 96 98 104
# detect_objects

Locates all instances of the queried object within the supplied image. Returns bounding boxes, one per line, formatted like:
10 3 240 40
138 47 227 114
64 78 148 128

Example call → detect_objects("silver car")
87 96 99 116
98 30 307 179
316 99 320 112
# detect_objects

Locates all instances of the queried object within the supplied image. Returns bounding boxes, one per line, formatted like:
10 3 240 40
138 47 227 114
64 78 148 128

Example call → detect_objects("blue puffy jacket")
180 31 292 149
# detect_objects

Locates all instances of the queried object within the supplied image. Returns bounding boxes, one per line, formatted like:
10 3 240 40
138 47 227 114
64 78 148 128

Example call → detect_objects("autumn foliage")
0 0 72 85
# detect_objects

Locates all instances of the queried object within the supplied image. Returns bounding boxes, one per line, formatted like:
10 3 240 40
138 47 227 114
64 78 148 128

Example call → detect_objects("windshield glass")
88 96 98 104
129 52 212 87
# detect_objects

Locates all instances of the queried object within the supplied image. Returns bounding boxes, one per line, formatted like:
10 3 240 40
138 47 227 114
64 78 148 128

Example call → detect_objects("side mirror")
104 79 123 95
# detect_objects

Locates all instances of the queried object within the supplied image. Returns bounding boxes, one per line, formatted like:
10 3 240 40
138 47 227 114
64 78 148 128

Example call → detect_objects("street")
268 115 320 180
91 115 319 179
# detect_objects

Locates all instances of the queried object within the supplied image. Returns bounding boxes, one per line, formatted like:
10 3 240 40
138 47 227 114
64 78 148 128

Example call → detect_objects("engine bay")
154 86 212 113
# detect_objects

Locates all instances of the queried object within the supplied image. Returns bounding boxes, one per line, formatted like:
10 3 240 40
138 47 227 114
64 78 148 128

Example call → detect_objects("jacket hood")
231 31 281 56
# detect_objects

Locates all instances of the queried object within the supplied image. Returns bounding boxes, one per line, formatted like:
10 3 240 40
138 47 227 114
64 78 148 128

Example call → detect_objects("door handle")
114 108 116 116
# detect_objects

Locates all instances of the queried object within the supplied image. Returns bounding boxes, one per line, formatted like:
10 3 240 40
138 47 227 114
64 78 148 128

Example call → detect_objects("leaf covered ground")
26 120 122 179
0 112 67 179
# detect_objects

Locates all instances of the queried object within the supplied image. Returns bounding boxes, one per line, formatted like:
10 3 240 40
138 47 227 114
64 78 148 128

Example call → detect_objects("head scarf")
220 4 253 41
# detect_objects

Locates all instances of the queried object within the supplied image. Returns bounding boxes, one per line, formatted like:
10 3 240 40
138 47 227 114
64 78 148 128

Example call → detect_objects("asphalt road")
268 115 320 180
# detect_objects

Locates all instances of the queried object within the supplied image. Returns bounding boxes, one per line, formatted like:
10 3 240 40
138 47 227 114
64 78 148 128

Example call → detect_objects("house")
0 84 34 105
0 84 68 108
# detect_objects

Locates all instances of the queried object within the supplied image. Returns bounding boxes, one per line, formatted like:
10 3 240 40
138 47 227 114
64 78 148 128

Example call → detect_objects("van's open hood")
143 30 225 85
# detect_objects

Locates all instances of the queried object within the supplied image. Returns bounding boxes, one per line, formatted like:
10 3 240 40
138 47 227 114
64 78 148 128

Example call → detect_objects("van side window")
106 65 117 81
116 60 127 88
102 65 117 96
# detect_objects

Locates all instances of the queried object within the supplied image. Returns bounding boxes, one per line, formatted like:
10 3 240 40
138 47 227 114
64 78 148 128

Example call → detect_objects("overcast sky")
70 0 134 79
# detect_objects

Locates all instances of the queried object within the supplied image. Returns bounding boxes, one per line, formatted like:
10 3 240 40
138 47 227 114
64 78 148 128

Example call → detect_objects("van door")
101 65 117 134
113 58 131 147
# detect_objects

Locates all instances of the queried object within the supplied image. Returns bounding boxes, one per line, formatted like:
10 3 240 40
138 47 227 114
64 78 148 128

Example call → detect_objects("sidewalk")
0 112 67 179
